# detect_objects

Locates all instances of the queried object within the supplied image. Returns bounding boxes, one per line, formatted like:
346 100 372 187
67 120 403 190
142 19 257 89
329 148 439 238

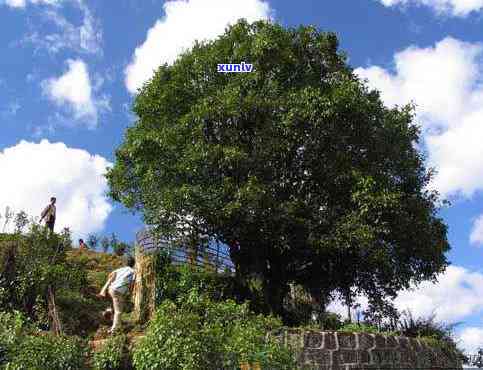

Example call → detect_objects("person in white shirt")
97 256 136 333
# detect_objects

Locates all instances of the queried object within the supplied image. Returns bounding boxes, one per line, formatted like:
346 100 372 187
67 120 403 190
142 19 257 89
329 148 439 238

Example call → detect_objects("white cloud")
327 265 483 323
2 0 61 8
394 266 483 322
41 59 109 128
355 37 483 198
470 215 483 245
6 0 102 55
125 0 272 93
0 140 112 238
379 0 483 17
457 327 483 354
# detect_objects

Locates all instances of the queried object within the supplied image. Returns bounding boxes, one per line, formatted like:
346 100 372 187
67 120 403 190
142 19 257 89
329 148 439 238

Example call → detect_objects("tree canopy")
107 20 450 317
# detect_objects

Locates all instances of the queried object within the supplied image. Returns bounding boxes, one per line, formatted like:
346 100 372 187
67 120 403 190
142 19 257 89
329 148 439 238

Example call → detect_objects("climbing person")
40 197 56 233
78 239 88 250
97 255 136 334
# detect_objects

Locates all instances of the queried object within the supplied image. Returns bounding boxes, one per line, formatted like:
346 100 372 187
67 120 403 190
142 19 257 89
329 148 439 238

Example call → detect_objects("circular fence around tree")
133 229 235 323
135 229 234 273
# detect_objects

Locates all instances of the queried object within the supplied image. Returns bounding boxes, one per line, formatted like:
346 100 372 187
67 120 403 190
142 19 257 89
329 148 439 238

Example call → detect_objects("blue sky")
2 0 483 353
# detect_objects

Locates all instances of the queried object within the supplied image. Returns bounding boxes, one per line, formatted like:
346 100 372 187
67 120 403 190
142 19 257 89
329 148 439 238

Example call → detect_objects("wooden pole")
48 285 62 335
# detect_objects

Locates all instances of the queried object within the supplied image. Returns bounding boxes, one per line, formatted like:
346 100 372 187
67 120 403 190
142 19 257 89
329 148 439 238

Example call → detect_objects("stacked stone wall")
272 329 463 370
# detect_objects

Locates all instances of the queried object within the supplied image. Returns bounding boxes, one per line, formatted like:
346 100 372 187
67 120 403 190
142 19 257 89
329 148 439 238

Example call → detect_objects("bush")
0 311 31 365
5 334 87 370
339 322 383 334
153 251 236 305
0 223 85 325
133 294 295 370
396 310 466 362
93 334 131 370
319 312 344 330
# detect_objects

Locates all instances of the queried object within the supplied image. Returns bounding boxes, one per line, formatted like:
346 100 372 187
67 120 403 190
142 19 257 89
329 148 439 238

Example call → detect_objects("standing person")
78 239 88 250
97 256 136 334
40 197 56 233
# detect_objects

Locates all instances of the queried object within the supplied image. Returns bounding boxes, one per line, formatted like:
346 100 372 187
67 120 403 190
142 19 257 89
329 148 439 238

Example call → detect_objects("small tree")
100 237 110 254
87 233 99 250
14 211 29 233
0 214 85 331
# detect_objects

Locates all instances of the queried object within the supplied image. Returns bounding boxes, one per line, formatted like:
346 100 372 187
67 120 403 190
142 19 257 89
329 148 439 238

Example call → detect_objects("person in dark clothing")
79 239 88 250
40 197 56 232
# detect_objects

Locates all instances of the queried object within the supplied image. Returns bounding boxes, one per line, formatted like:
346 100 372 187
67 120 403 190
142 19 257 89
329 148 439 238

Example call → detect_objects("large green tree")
107 20 449 317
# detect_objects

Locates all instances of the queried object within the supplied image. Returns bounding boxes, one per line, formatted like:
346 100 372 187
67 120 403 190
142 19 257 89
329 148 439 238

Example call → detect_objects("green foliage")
101 237 110 253
0 221 86 327
296 312 345 331
396 310 466 361
339 322 382 334
5 334 87 370
152 250 236 306
87 234 99 249
107 19 450 317
397 310 459 340
1 217 125 337
0 311 32 366
133 295 295 370
0 311 87 370
93 334 131 370
113 242 130 257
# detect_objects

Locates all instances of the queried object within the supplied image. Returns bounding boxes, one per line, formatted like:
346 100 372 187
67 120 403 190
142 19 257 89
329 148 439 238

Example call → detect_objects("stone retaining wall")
273 329 463 370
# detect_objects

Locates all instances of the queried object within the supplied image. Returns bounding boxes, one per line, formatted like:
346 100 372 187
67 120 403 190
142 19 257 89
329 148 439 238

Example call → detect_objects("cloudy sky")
2 0 483 355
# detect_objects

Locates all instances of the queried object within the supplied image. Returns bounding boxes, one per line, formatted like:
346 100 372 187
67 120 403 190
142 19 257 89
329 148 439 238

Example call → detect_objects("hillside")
0 234 133 339
61 248 127 338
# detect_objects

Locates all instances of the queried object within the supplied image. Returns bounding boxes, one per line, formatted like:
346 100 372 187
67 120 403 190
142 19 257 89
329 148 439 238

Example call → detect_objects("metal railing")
136 229 235 273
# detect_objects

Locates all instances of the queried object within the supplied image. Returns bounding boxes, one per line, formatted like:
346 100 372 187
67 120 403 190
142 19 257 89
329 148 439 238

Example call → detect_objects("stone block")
358 333 375 350
357 365 381 370
338 332 357 349
374 334 386 349
415 350 431 368
396 336 409 349
304 331 324 349
370 349 398 365
333 349 358 364
357 350 370 364
385 336 398 348
324 332 337 350
399 349 417 365
408 337 422 352
302 349 332 366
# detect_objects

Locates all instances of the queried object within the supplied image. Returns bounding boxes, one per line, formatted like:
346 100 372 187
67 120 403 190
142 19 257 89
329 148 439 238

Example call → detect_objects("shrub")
396 310 466 362
93 334 131 370
153 250 236 305
339 322 382 334
319 312 344 330
0 311 31 365
133 294 295 370
5 334 87 370
0 223 84 323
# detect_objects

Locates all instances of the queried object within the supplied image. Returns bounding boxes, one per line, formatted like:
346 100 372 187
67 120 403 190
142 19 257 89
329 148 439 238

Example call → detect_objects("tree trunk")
263 260 290 319
346 290 352 323
133 246 156 324
48 285 62 336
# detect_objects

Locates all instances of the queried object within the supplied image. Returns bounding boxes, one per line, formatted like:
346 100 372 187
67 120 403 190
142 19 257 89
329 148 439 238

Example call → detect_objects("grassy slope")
0 234 139 339
61 249 127 338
